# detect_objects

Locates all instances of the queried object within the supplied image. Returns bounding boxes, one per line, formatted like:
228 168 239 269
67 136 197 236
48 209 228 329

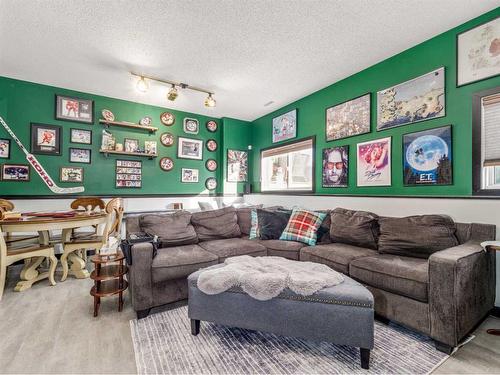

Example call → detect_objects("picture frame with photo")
272 109 297 143
326 94 370 141
60 167 84 183
69 148 91 164
70 128 92 144
145 141 157 155
124 138 139 153
55 94 94 124
30 123 62 155
115 159 142 188
2 164 30 181
322 146 348 188
181 168 199 183
0 138 10 159
356 137 391 187
183 118 199 134
227 149 248 182
178 137 203 160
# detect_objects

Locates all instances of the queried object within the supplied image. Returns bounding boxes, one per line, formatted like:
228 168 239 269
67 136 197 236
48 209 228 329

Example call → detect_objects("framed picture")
326 94 370 141
160 132 174 147
145 141 157 155
70 128 92 144
272 109 297 143
206 139 218 152
357 137 391 187
206 159 217 171
60 167 84 183
377 67 445 131
178 137 203 160
55 94 94 124
183 118 199 134
2 164 30 181
322 146 348 187
206 120 218 132
116 159 142 188
124 138 139 153
227 149 248 182
30 123 62 155
159 157 174 171
69 148 91 164
0 138 10 159
205 177 217 190
457 17 500 87
403 125 452 186
181 168 199 183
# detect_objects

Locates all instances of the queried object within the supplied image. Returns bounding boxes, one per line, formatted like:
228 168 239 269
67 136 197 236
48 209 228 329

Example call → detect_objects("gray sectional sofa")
125 205 496 354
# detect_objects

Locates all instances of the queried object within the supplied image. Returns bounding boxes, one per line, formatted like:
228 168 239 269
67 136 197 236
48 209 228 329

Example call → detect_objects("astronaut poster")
322 146 348 187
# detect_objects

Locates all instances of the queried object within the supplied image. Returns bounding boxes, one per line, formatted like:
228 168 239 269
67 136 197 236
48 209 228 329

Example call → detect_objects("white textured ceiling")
0 1 498 121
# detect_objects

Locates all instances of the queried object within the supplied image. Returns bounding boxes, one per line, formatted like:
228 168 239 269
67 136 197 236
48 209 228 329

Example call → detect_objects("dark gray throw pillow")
378 215 459 258
256 208 292 240
330 208 379 249
139 211 198 248
191 206 241 241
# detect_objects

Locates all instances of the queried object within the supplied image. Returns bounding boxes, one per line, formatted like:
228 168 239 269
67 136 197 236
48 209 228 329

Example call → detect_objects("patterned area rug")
130 306 448 374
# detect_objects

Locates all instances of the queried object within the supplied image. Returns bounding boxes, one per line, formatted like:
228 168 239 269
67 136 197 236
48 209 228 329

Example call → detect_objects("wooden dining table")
0 211 109 291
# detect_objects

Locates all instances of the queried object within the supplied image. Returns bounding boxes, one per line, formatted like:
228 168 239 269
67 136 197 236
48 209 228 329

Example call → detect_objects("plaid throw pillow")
249 209 260 239
279 208 327 246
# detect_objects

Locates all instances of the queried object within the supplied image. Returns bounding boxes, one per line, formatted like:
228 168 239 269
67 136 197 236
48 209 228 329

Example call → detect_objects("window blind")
261 138 312 158
483 93 500 167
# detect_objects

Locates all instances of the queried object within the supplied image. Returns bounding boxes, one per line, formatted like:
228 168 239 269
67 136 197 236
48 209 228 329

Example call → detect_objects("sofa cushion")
330 208 379 250
191 207 241 241
198 238 267 261
300 243 378 274
316 210 332 244
259 239 306 260
378 215 459 258
236 205 263 235
279 208 327 246
139 211 198 247
256 208 292 240
151 244 218 282
349 255 429 302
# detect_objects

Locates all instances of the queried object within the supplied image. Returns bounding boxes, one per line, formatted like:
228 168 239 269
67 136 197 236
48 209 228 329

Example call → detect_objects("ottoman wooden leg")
191 319 200 336
360 348 370 370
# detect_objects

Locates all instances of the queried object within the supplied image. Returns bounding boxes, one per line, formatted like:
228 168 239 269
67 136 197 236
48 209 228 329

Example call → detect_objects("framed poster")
322 146 348 187
272 109 297 143
326 94 370 141
403 125 452 186
55 94 94 124
70 128 92 144
181 168 199 183
2 164 30 181
178 137 203 160
116 159 142 188
227 149 248 182
30 123 62 155
69 148 91 164
457 17 500 87
357 137 391 187
60 167 84 183
377 67 445 131
0 138 10 159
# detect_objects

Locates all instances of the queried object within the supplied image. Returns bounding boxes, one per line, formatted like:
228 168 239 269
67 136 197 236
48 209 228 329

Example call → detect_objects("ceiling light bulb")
167 85 178 101
136 76 148 93
204 93 216 108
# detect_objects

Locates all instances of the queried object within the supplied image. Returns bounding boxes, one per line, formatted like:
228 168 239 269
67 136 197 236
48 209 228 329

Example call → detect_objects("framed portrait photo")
69 148 91 164
227 149 248 182
30 123 62 155
70 128 92 144
2 164 30 181
272 109 297 143
326 94 370 141
60 166 84 183
0 138 10 159
181 168 199 183
55 94 94 124
356 137 391 187
178 137 203 160
322 146 348 188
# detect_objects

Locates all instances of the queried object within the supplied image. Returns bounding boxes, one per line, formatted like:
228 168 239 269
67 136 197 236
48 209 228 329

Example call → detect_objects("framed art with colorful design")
183 118 199 134
356 137 391 187
30 123 62 155
206 120 218 132
206 159 217 171
205 177 217 190
0 138 10 159
206 139 217 152
159 157 174 171
322 146 348 187
227 149 248 182
160 132 174 147
326 94 370 141
181 168 199 183
55 94 94 124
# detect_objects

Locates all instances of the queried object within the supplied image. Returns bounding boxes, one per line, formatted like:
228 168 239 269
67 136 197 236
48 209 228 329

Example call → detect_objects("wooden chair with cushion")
0 199 39 244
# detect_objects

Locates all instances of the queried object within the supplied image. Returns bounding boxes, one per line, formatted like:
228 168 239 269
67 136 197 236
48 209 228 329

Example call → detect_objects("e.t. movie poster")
403 125 452 186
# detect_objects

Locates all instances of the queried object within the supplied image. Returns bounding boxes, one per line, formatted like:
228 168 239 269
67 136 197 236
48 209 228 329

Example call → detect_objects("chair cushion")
256 208 292 240
300 243 378 274
330 208 379 250
259 239 306 260
139 211 198 247
236 205 263 235
198 238 267 261
378 215 458 258
349 255 429 302
279 208 327 246
152 244 218 282
191 207 241 241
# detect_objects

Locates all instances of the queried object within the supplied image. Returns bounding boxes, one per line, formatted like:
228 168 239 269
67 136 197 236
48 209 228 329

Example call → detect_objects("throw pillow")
280 208 327 246
256 208 292 240
198 201 218 211
191 206 241 241
236 204 263 235
139 211 198 248
378 215 459 258
330 208 379 249
249 209 260 239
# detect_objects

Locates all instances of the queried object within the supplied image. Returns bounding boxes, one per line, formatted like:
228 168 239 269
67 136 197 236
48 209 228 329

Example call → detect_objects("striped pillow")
279 208 326 246
249 209 260 239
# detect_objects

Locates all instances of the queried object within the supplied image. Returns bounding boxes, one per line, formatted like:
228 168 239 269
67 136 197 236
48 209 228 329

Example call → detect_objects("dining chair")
0 224 57 301
0 199 39 244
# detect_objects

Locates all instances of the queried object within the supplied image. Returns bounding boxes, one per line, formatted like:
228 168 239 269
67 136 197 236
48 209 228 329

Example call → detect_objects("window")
260 137 314 192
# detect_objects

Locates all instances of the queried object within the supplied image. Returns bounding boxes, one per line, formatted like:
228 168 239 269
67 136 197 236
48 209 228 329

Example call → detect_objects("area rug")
130 306 448 374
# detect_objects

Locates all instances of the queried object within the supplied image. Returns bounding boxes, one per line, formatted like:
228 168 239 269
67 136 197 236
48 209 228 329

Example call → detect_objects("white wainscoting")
244 194 500 307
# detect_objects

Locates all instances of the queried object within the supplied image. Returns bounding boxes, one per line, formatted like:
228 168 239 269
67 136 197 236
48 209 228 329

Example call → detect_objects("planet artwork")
403 126 452 186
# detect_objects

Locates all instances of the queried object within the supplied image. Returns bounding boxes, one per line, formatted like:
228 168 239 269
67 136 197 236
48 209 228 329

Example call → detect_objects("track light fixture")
131 72 216 107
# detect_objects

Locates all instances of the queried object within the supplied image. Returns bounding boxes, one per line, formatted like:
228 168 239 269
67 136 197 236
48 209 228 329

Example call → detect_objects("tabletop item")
139 116 152 126
160 112 175 126
101 109 115 122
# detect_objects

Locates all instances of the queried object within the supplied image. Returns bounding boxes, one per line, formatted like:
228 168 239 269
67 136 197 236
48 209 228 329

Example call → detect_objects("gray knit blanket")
197 255 344 301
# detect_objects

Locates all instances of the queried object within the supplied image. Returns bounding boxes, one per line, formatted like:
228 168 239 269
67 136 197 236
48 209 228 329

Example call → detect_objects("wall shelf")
99 119 158 133
99 149 157 159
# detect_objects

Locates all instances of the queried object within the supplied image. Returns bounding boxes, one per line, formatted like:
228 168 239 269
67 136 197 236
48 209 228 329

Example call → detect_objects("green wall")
0 77 223 196
250 8 500 196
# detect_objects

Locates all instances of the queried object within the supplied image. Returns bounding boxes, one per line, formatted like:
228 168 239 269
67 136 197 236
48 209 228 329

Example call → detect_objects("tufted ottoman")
188 266 375 369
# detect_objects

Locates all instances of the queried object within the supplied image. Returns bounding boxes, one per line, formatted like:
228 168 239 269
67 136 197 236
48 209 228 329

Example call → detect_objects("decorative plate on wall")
206 139 218 152
101 109 115 122
206 120 218 132
159 157 174 171
183 118 199 134
140 116 152 126
161 112 175 126
205 177 217 190
206 159 217 171
160 132 175 147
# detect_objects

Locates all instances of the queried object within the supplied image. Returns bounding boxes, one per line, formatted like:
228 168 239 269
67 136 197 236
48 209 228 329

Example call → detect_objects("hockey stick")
0 115 84 194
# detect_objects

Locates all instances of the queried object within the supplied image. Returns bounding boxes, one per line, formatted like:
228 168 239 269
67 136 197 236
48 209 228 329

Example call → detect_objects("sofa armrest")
429 240 495 347
128 242 154 311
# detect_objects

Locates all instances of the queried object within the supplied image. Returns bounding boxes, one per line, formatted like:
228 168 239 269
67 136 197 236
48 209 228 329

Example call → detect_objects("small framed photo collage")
115 160 142 188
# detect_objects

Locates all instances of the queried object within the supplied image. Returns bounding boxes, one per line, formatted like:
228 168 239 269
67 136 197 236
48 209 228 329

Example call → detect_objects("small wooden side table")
90 250 128 317
485 244 500 336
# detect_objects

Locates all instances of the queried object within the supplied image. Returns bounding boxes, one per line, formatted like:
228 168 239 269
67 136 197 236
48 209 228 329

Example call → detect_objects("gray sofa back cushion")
139 211 198 247
330 208 379 250
236 205 263 235
378 215 459 258
191 206 241 241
